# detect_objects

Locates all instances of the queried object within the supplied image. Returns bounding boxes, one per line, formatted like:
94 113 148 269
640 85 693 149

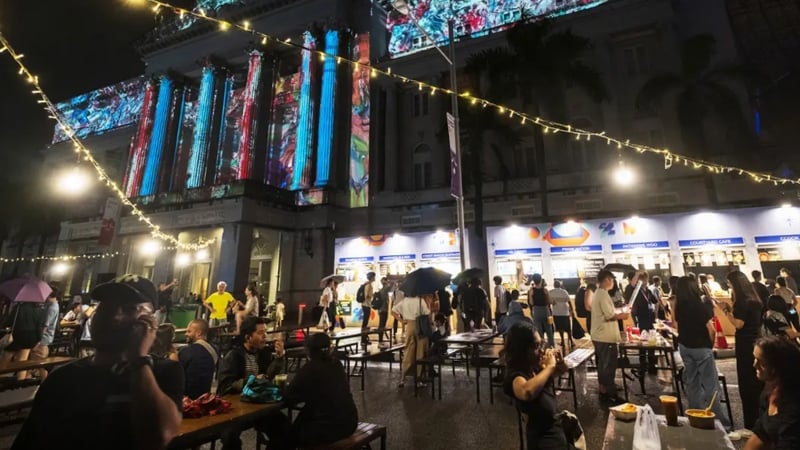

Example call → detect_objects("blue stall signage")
678 237 744 248
754 234 800 245
420 251 460 259
550 245 603 254
494 248 543 256
338 256 375 263
378 254 417 261
611 241 670 251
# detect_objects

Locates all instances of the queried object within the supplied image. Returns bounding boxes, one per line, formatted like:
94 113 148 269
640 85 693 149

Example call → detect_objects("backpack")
371 290 385 310
355 282 368 303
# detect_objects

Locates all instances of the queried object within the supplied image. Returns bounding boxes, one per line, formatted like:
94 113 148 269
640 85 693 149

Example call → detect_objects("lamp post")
390 0 468 272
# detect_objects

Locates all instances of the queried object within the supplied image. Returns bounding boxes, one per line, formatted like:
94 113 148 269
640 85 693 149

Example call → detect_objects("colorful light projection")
349 33 371 208
385 0 609 58
290 32 317 190
140 76 173 196
171 91 198 192
265 73 301 189
187 66 216 189
232 51 264 180
52 77 147 144
123 80 157 198
315 30 339 187
213 75 245 185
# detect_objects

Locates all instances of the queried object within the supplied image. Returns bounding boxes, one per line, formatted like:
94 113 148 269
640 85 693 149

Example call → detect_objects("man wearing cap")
13 275 184 450
591 269 630 405
204 281 234 327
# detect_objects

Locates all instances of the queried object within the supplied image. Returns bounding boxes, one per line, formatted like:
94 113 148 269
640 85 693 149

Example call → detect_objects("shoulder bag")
416 297 434 338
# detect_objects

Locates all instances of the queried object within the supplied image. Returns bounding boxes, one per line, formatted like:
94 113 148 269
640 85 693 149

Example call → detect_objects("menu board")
583 258 606 279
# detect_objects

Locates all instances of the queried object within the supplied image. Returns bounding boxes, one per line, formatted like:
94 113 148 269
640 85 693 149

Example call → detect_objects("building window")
413 93 429 117
622 45 648 77
412 143 432 189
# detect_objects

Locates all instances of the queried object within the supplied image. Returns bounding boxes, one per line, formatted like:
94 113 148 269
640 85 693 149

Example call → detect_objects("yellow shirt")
206 292 234 319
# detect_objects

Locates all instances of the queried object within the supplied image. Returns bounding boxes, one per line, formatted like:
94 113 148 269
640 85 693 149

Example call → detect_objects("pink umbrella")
0 276 53 303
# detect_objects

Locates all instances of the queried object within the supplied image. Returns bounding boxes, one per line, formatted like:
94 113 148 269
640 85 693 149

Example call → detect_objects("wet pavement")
0 338 748 449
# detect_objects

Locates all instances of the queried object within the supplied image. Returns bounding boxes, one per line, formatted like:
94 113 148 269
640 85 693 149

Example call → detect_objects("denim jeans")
593 341 618 398
532 306 554 347
679 344 731 430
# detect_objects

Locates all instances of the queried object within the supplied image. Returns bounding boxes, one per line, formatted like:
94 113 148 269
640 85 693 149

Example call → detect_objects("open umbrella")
319 274 345 289
452 267 485 285
603 263 636 274
401 267 452 297
0 276 53 303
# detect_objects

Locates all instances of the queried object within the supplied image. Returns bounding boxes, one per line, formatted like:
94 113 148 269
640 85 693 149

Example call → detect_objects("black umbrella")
452 267 484 285
401 267 452 297
603 263 636 275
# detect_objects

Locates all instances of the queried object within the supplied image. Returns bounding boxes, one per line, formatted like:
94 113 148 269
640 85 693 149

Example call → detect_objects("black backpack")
355 282 368 303
371 289 385 310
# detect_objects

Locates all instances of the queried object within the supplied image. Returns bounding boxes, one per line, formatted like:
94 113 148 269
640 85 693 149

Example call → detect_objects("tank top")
530 288 548 307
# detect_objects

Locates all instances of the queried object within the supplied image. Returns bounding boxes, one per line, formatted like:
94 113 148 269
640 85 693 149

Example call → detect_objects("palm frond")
564 62 608 102
635 73 684 110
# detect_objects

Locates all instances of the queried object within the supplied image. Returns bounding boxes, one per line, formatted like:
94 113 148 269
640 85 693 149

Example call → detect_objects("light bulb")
614 163 636 187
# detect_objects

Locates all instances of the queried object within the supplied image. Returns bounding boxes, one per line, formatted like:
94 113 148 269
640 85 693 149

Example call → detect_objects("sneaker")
738 429 753 438
727 431 742 441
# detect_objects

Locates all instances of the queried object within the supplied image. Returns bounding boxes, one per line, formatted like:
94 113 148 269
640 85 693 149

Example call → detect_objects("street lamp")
56 166 91 196
389 0 468 271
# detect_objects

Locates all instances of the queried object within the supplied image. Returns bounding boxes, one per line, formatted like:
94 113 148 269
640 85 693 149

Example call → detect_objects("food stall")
611 241 672 288
549 245 605 293
754 234 800 282
493 248 543 290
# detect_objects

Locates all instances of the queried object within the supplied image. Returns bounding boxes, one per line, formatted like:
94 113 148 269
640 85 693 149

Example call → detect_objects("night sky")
0 0 192 181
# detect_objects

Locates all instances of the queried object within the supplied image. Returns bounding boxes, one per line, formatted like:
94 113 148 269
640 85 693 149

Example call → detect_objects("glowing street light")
139 239 161 256
195 249 210 261
613 162 636 187
57 167 91 196
51 262 69 276
176 253 191 267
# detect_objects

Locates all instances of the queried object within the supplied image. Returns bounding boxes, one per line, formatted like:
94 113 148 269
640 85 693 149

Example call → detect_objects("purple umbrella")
0 276 53 303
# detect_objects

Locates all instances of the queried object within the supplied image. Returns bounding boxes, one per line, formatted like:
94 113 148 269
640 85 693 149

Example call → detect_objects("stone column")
217 223 254 297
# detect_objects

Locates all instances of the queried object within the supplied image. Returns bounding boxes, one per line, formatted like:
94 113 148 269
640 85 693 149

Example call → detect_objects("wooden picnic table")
618 335 683 413
169 396 283 449
602 413 735 450
439 330 500 403
0 356 76 376
342 343 406 391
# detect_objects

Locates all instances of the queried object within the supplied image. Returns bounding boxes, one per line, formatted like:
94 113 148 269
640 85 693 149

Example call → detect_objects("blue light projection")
140 76 173 196
315 30 339 187
187 67 215 189
214 75 235 183
290 32 316 190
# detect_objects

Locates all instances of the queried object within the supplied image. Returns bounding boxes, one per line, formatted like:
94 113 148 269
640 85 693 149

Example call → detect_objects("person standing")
591 269 629 404
275 298 286 328
751 271 771 305
392 293 431 388
320 279 339 333
204 281 234 327
779 267 798 294
462 278 488 331
774 277 799 331
627 271 658 374
528 274 554 348
722 270 764 435
493 276 508 328
157 279 177 324
29 290 60 380
1 302 43 380
574 281 594 336
549 281 573 351
377 278 391 343
361 272 376 330
673 277 734 437
235 283 260 334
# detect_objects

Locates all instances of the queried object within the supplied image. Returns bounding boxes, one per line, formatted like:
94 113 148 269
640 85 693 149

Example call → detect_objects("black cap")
91 274 158 306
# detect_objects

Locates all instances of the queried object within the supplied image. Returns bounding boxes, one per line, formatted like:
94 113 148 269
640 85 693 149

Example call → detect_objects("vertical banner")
349 33 371 208
291 31 317 190
140 76 173 197
265 73 302 188
122 80 156 198
447 112 461 198
98 197 122 246
187 66 216 189
233 51 264 180
315 29 339 187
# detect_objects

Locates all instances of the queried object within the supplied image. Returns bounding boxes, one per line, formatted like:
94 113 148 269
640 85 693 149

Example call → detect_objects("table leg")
362 360 367 392
438 359 442 400
665 349 684 414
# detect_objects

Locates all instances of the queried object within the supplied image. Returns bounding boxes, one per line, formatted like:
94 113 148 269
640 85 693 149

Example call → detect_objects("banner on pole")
98 197 121 246
447 112 461 198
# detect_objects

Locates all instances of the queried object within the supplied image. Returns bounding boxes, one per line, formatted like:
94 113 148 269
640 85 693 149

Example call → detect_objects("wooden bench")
413 355 442 400
554 347 595 409
472 344 503 403
0 385 37 427
302 422 387 450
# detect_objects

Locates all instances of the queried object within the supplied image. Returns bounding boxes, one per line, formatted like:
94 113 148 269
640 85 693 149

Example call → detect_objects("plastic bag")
632 404 661 450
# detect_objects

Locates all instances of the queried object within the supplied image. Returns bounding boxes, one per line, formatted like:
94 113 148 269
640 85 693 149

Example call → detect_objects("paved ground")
0 338 748 449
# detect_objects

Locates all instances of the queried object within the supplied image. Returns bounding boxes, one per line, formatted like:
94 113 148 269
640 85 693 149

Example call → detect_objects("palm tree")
636 34 757 203
463 19 607 219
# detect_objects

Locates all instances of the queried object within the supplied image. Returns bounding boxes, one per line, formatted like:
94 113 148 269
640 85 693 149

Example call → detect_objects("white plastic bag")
632 404 661 450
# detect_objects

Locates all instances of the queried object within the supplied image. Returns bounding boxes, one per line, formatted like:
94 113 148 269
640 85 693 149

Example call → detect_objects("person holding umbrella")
0 276 50 380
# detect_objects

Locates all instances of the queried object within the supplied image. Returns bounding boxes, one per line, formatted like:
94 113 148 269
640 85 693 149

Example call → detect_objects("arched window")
568 118 598 171
413 143 432 189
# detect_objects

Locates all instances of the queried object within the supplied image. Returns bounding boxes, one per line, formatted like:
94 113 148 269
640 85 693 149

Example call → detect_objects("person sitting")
284 333 358 448
504 324 571 449
217 317 289 450
178 319 218 400
745 336 800 449
150 323 178 361
12 275 184 450
762 295 800 339
498 292 534 334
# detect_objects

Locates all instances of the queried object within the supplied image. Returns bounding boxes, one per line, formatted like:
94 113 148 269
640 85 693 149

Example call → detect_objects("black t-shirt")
179 341 218 399
753 390 800 450
675 297 714 348
529 288 548 307
284 358 358 430
574 287 588 318
733 298 763 341
752 282 771 304
503 369 566 446
12 357 184 450
462 286 487 313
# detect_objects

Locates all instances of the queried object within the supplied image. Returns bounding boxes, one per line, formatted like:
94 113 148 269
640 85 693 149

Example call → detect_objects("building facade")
9 0 797 317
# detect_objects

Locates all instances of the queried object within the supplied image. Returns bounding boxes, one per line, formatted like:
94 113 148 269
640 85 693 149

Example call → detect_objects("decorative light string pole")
387 0 469 272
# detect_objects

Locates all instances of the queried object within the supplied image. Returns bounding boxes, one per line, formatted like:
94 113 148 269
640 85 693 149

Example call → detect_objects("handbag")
0 307 19 351
241 374 282 403
416 298 434 338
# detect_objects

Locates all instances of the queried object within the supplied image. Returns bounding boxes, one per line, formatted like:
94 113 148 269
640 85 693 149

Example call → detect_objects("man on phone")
13 275 184 450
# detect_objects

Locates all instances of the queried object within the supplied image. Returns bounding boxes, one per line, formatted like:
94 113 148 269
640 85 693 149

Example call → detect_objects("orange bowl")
686 409 715 429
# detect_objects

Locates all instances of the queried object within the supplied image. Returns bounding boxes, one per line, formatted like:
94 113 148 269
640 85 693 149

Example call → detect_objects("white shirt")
392 296 430 320
244 295 259 316
494 284 507 314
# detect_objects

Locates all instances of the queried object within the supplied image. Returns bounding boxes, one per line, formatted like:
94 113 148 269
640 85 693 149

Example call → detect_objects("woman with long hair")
673 277 733 432
235 283 260 333
724 270 764 434
762 295 800 339
150 323 178 361
503 325 570 449
745 336 800 449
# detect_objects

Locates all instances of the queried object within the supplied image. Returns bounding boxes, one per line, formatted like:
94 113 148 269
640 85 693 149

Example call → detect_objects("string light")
0 251 123 264
0 33 212 251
